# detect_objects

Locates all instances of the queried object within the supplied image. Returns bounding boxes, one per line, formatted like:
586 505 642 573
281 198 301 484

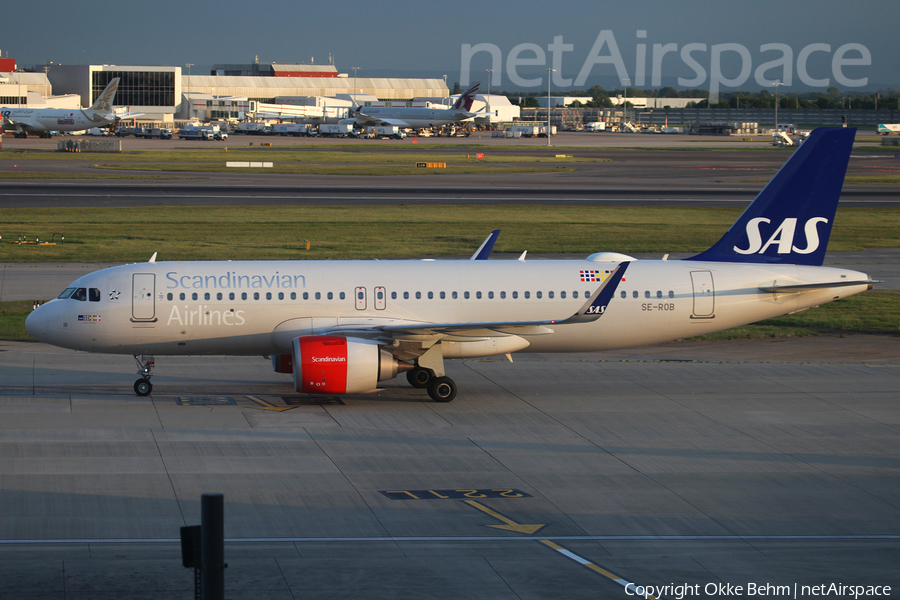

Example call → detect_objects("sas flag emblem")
580 270 610 282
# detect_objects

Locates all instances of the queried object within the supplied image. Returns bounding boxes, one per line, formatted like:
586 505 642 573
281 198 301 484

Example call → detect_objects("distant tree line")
505 86 900 110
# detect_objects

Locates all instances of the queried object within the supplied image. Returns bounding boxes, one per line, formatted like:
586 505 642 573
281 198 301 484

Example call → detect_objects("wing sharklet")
470 230 500 260
557 262 629 324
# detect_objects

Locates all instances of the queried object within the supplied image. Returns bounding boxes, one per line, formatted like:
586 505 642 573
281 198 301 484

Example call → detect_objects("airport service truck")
586 121 606 132
317 123 356 138
134 127 173 139
362 126 406 139
178 126 213 140
273 123 311 136
508 125 539 137
234 123 268 135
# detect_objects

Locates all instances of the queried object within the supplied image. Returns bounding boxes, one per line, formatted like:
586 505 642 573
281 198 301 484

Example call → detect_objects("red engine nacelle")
291 336 406 394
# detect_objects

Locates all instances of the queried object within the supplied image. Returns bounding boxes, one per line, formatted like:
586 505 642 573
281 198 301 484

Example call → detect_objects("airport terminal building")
44 63 449 125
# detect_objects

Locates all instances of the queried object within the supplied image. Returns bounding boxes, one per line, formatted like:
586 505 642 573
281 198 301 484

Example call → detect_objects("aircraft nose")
25 304 49 341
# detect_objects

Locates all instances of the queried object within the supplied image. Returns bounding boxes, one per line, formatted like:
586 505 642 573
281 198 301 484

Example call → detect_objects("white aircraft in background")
347 83 482 130
26 128 877 402
1 78 141 138
876 124 900 135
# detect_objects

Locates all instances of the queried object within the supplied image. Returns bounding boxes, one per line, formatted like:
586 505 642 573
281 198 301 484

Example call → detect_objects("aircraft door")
132 273 156 321
690 271 715 318
374 286 386 310
355 287 366 310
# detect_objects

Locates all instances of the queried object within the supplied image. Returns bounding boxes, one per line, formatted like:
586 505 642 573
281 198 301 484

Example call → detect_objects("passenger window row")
67 287 676 305
163 290 597 302
621 290 676 299
391 290 591 300
167 291 348 301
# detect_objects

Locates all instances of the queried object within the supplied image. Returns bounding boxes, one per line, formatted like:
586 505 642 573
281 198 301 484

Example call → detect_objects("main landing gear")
406 365 457 402
133 354 155 396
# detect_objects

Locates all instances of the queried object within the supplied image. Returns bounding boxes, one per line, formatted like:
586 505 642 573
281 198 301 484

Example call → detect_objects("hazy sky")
4 0 896 93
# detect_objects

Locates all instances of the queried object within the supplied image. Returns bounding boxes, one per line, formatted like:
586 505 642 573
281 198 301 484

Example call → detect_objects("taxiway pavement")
0 338 898 599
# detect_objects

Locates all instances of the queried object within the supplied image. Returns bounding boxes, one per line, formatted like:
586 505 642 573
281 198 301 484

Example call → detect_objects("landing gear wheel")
407 366 435 389
427 376 457 402
134 378 152 396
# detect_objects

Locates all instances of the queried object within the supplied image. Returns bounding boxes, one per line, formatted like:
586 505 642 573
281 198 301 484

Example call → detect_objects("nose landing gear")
133 354 155 396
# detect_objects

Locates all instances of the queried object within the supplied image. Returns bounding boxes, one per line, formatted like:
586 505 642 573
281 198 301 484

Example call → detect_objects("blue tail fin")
685 127 855 266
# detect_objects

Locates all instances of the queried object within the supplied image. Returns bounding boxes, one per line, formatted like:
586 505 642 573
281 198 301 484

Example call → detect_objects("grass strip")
684 289 898 340
94 164 575 176
0 148 608 164
1 205 897 263
0 172 182 180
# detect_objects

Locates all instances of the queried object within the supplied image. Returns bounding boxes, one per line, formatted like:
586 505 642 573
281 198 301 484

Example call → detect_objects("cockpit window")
71 288 87 301
89 288 100 302
57 288 77 299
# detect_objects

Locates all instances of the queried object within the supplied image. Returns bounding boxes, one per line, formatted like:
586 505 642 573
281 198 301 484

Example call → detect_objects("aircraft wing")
113 112 145 120
354 114 410 128
3 116 42 131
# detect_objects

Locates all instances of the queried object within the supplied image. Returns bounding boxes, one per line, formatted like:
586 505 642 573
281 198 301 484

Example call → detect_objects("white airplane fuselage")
26 258 869 357
353 107 475 129
0 107 116 133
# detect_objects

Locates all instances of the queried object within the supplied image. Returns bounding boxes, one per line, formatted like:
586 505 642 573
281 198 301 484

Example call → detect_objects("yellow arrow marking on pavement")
246 396 296 412
464 500 546 535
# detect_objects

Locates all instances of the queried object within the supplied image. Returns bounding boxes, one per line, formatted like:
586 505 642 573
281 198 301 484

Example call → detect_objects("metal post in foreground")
201 493 225 600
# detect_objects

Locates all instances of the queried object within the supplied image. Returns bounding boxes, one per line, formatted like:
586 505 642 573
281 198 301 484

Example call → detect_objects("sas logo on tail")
734 217 828 255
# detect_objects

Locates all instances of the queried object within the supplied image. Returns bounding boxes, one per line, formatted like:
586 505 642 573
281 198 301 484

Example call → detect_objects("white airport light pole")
621 77 630 128
486 68 492 122
773 79 784 132
185 63 194 119
547 67 555 146
351 67 359 103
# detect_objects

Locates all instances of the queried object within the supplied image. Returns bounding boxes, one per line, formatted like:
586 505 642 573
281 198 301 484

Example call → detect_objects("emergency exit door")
132 274 156 321
690 271 715 318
